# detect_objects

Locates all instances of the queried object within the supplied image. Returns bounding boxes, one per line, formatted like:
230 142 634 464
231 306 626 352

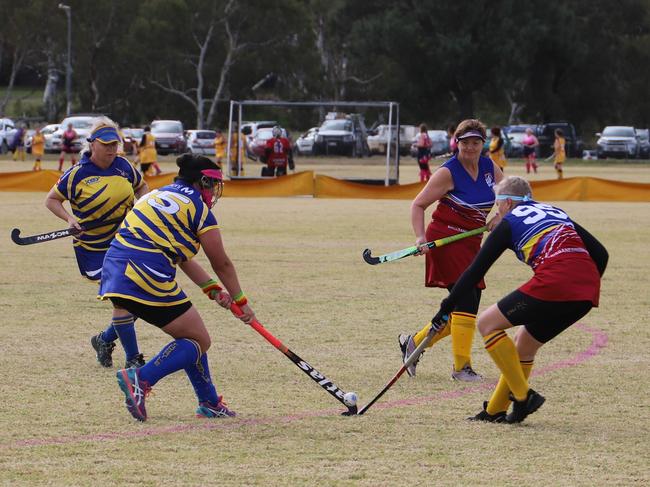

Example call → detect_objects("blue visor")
495 194 531 201
88 126 120 144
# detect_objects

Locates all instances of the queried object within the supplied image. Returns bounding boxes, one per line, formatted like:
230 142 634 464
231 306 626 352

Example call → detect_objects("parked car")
186 129 217 156
151 120 187 155
596 126 639 159
410 129 450 158
368 124 418 155
50 114 100 152
248 127 289 159
312 113 370 157
294 127 318 155
536 122 583 158
635 128 649 159
0 117 17 154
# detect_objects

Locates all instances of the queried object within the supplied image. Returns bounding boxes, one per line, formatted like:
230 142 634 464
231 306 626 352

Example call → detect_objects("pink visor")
201 169 223 180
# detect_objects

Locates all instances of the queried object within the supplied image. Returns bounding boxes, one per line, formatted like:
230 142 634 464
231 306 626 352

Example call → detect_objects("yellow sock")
413 319 450 348
486 360 534 415
483 331 528 401
451 312 476 371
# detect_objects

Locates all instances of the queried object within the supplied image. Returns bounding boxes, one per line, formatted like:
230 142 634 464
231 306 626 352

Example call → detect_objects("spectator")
553 128 566 179
58 123 78 170
138 126 159 176
488 127 507 171
31 127 45 171
522 127 539 174
12 125 26 162
415 124 433 182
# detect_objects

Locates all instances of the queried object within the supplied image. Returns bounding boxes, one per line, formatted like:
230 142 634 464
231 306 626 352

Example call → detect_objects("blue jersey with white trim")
54 152 144 251
434 155 496 227
503 200 586 268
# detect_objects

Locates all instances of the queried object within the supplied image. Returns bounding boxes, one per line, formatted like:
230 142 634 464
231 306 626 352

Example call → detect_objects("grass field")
0 163 649 486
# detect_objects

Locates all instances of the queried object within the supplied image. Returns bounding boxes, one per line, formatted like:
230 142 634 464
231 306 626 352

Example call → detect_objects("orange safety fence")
1 170 649 201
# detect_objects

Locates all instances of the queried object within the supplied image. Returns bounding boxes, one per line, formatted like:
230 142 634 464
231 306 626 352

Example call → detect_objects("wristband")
200 279 223 300
233 290 247 306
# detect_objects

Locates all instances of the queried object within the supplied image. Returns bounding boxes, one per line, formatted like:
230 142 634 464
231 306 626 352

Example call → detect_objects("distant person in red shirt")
261 126 294 177
58 123 78 171
415 124 433 182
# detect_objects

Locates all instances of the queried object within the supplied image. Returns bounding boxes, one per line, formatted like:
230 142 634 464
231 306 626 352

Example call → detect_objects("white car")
0 117 17 154
367 124 418 155
186 130 217 156
40 124 61 153
294 127 318 155
50 115 99 152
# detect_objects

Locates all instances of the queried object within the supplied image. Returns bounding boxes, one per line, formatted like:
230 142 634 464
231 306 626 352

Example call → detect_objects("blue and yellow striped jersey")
55 152 144 251
113 181 219 263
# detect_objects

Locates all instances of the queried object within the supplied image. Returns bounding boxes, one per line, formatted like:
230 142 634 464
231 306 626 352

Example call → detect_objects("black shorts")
497 290 593 343
523 146 535 157
109 297 192 328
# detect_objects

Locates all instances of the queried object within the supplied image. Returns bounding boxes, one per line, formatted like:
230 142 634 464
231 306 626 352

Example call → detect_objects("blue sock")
185 353 219 404
138 339 201 387
113 314 139 360
99 324 118 343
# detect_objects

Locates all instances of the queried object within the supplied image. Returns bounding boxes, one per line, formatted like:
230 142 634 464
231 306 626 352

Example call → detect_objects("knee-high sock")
451 312 476 371
185 353 219 404
99 323 118 343
413 319 451 348
112 314 140 360
486 360 534 415
483 331 528 401
138 338 201 387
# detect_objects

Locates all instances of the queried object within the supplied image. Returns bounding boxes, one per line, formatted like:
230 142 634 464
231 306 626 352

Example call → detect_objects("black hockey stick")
230 303 358 416
11 218 123 246
357 317 447 415
362 226 488 265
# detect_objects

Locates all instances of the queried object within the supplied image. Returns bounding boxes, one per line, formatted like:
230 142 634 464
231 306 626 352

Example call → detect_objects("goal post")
226 100 402 186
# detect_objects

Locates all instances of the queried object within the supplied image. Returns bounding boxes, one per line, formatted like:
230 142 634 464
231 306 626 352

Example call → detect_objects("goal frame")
227 100 401 186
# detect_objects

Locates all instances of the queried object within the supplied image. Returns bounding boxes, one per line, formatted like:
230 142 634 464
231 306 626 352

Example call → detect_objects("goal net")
226 100 403 185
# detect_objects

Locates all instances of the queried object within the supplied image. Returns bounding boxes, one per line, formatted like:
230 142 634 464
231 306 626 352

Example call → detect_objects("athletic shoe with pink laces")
196 397 237 418
116 367 151 421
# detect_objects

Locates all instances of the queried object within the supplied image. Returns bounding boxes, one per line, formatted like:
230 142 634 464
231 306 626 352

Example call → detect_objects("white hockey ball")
343 391 358 407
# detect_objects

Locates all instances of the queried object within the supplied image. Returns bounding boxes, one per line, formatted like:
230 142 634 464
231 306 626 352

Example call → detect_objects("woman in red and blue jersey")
432 176 608 423
100 154 256 421
399 119 504 381
45 117 149 370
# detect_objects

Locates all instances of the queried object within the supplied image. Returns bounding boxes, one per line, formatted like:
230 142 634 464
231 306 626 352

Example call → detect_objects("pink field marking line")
3 323 608 450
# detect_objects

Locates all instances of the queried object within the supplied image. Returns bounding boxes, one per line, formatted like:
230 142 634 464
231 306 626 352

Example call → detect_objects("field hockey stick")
363 226 487 265
356 317 447 416
10 218 123 246
229 303 358 416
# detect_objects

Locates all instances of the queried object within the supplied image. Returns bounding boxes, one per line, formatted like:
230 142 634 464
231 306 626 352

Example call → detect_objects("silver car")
596 126 639 159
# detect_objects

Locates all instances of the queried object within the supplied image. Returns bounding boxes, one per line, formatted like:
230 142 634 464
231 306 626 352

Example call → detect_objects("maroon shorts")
62 144 75 154
424 219 485 289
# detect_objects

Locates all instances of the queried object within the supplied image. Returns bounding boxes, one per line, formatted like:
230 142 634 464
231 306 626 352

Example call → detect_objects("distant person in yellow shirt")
553 129 566 179
488 127 507 172
138 126 158 176
214 129 226 165
31 127 46 171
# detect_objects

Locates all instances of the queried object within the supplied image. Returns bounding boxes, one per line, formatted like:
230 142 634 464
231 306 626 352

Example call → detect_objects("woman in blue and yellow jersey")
431 176 607 423
399 119 504 381
100 154 256 422
45 117 149 370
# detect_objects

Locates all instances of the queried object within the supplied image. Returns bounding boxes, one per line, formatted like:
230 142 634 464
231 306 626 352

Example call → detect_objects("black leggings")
446 285 482 315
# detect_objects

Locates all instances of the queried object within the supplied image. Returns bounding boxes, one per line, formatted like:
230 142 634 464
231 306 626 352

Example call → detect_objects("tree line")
1 0 649 136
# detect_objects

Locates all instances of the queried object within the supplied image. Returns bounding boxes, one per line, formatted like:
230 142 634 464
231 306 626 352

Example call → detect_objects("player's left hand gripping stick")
229 303 359 416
